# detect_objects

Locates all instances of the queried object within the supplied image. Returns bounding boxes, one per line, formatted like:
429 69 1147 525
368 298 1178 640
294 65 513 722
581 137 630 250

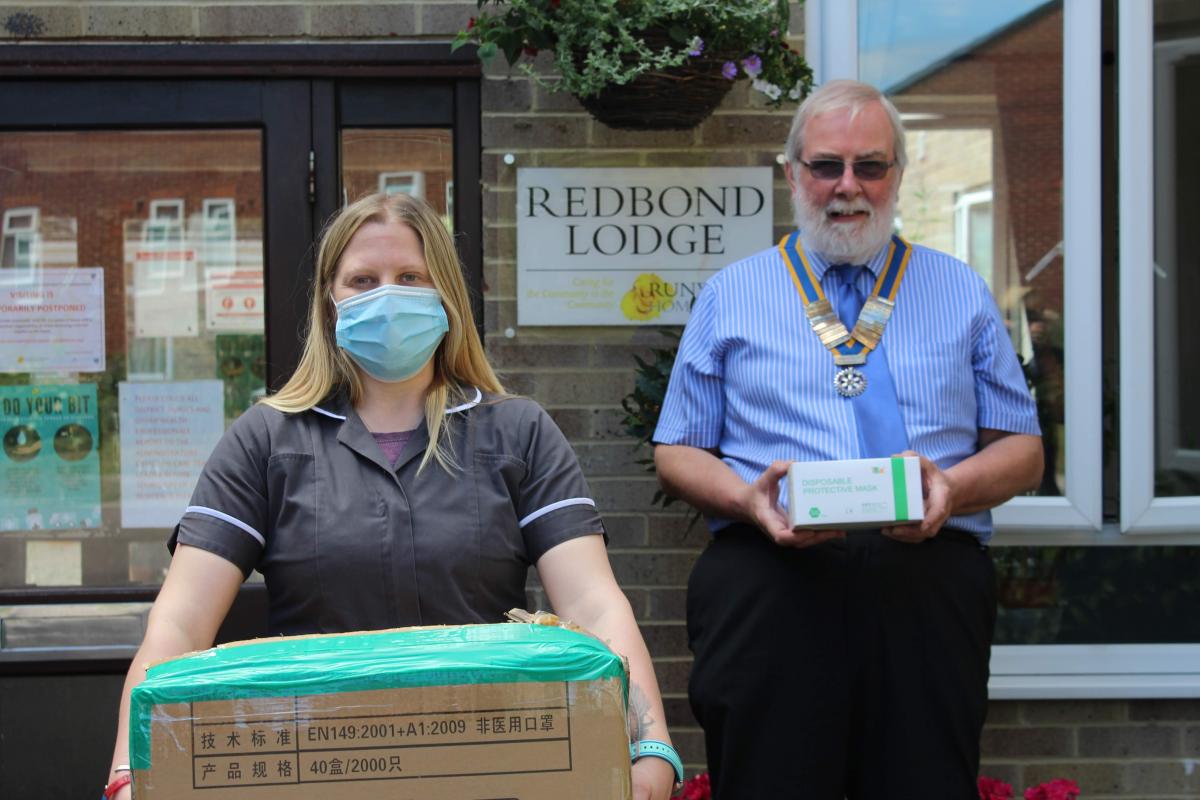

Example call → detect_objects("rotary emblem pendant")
834 366 867 398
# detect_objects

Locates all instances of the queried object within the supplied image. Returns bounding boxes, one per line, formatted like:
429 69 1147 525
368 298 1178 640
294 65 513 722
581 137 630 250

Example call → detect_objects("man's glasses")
799 159 895 181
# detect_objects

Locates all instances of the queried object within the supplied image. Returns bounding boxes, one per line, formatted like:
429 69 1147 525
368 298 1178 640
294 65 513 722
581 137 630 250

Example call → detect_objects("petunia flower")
1025 779 1080 800
752 78 782 101
742 54 763 77
688 37 705 57
978 775 1015 800
721 61 738 80
678 771 711 799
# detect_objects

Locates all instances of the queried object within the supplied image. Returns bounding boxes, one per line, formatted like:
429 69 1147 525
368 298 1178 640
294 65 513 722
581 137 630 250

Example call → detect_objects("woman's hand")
632 755 677 800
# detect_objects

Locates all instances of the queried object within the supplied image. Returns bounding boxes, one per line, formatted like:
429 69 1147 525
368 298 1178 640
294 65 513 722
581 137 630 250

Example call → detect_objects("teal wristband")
630 739 684 786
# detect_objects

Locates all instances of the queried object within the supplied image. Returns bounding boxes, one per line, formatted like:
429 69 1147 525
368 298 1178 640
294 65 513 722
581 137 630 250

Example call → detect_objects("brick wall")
981 700 1200 798
5 2 1196 794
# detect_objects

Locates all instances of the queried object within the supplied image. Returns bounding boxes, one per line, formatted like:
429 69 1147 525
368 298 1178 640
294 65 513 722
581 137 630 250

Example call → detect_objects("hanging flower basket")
453 0 813 131
574 31 735 130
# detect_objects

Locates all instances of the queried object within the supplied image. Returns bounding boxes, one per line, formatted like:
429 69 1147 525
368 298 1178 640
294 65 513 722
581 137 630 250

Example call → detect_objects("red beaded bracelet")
103 772 132 799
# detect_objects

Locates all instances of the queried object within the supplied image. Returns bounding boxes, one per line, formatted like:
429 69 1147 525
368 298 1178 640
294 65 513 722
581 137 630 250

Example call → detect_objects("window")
141 198 187 280
1 206 40 270
1119 0 1200 525
201 198 237 267
804 0 1200 695
377 170 425 198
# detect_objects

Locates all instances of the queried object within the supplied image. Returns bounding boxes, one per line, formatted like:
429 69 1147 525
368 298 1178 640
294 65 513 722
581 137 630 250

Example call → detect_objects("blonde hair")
785 79 908 171
262 192 504 473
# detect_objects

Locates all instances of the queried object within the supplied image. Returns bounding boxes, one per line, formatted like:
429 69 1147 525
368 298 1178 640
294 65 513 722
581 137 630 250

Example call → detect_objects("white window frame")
148 198 184 225
953 188 994 277
201 198 237 266
2 206 41 271
1122 1 1200 534
377 170 425 199
142 199 187 279
808 0 1200 700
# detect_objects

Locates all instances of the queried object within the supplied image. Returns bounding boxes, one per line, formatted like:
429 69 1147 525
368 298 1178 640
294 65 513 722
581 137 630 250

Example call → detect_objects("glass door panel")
860 0 1067 497
0 130 265 599
340 129 454 230
1153 1 1200 497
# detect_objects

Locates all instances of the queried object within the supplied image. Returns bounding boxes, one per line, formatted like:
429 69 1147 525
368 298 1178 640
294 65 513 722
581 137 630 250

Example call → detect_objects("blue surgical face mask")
333 285 449 382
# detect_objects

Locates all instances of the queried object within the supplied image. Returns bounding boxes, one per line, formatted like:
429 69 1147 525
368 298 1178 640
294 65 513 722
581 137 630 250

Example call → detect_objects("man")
653 80 1043 798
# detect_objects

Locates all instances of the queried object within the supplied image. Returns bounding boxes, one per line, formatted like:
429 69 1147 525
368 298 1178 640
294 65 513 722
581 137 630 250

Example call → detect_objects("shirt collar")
796 232 893 283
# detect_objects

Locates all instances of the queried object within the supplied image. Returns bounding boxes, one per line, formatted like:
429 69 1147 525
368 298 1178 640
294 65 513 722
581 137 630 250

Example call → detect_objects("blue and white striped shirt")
653 235 1040 542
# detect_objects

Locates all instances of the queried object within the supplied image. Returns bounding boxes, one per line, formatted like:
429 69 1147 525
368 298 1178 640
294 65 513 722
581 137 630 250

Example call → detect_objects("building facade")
0 2 1197 797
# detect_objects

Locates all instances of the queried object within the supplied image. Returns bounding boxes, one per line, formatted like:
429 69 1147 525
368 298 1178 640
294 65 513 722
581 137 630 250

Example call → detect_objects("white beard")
792 186 897 266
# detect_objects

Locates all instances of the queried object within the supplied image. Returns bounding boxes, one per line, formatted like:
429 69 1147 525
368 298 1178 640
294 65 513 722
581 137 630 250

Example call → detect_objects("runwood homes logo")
517 168 771 325
620 273 705 321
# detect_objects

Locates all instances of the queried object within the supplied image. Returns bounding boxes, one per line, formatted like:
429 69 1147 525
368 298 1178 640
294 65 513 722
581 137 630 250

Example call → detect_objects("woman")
104 193 679 800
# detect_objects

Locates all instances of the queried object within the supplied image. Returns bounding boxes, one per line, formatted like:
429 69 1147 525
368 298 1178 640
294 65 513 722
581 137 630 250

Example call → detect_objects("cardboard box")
788 456 924 530
130 620 631 799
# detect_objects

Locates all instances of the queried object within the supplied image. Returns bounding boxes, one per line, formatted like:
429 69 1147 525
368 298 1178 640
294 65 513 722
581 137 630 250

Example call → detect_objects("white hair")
785 79 907 170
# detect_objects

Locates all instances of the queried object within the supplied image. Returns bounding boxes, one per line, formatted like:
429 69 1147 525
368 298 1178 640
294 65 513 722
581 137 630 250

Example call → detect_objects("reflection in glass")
341 129 454 230
1153 1 1200 497
861 0 1065 496
993 546 1200 645
0 130 265 591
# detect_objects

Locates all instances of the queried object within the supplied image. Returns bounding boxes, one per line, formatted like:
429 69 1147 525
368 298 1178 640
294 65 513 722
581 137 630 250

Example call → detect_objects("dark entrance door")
0 51 480 799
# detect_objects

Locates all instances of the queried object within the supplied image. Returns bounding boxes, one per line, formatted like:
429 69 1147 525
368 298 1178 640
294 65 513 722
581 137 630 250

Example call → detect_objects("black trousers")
687 524 996 800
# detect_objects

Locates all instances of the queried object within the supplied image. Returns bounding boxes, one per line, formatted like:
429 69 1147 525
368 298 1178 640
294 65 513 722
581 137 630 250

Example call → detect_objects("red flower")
1025 779 1080 800
467 16 476 30
550 0 561 7
980 775 1078 800
978 776 1015 800
522 46 539 57
675 771 711 799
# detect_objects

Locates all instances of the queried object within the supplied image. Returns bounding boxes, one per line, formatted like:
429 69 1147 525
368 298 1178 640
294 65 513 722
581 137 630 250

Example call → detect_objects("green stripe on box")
129 623 627 770
891 457 909 520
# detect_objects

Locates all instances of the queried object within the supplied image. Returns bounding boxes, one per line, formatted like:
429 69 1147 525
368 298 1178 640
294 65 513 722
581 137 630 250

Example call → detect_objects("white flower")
788 79 805 100
752 78 783 101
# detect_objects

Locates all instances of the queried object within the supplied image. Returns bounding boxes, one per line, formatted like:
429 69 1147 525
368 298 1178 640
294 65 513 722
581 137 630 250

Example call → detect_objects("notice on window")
0 267 106 373
516 167 773 326
205 267 264 332
0 383 102 532
119 380 224 529
125 226 200 338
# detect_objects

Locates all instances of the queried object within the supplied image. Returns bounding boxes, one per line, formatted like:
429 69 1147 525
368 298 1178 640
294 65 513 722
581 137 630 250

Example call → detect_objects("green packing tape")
129 623 628 770
891 456 909 521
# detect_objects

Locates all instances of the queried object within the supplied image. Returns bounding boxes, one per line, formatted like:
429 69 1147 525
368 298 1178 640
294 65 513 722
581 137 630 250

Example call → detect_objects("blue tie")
831 265 910 458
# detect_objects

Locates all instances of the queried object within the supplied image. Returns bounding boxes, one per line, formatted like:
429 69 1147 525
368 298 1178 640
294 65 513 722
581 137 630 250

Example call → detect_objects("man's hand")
744 460 846 548
882 450 955 543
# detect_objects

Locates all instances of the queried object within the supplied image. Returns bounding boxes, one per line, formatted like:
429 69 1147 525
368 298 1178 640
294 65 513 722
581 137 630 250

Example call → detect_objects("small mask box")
788 456 924 530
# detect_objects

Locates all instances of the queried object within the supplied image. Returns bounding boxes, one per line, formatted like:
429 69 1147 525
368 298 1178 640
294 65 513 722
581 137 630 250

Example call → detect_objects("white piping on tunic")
445 387 483 414
186 506 266 547
312 387 481 420
518 497 596 528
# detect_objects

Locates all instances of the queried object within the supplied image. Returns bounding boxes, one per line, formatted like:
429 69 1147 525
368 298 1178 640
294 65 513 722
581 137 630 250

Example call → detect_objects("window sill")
990 644 1200 699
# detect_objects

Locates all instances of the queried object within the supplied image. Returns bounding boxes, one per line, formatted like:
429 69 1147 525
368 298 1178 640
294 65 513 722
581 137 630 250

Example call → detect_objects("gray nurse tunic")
168 388 606 635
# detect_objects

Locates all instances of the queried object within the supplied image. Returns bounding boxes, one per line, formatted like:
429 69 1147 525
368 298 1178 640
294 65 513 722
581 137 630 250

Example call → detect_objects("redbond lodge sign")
516 167 773 325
